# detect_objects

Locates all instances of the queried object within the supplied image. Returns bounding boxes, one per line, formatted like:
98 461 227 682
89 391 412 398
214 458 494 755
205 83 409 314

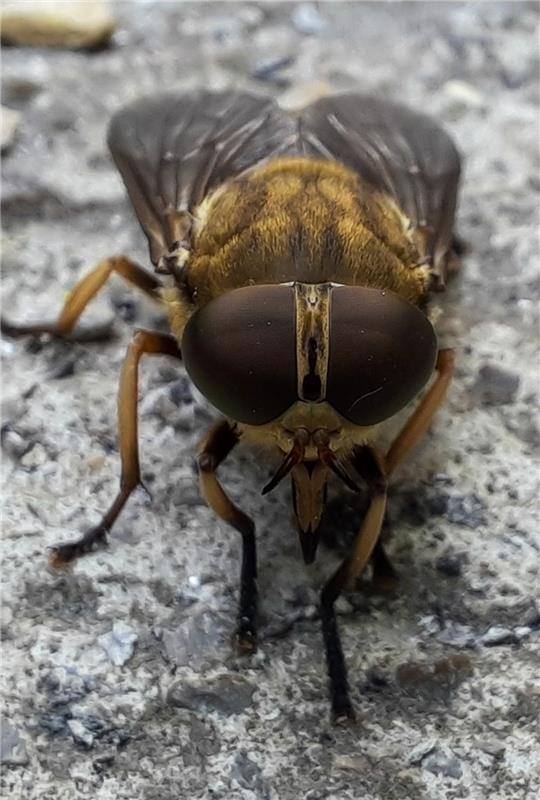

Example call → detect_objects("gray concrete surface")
1 2 539 799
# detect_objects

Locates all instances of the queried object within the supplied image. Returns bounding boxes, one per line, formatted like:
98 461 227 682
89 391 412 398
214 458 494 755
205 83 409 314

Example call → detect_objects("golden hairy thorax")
164 158 430 340
191 158 428 299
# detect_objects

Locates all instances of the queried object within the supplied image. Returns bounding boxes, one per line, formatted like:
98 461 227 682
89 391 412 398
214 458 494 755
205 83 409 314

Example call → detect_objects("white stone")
67 719 94 747
1 1 115 49
279 81 333 111
292 3 326 35
1 106 20 153
444 79 486 108
99 621 138 666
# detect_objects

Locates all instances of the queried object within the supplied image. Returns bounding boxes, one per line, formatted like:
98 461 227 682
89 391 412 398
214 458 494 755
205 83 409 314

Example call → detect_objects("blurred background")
1 3 539 800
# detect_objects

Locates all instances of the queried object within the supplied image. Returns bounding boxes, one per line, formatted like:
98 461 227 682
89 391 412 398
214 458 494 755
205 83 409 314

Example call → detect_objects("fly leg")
197 421 257 654
370 349 455 590
321 348 455 723
447 234 468 275
371 539 399 592
385 348 455 474
321 447 387 723
1 256 162 341
51 330 182 567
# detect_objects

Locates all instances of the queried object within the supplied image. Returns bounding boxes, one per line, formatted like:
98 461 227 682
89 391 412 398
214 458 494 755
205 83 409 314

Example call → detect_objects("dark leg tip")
332 700 356 727
371 543 400 593
65 321 116 342
234 627 257 655
139 481 153 504
371 572 400 593
49 527 108 569
49 545 78 570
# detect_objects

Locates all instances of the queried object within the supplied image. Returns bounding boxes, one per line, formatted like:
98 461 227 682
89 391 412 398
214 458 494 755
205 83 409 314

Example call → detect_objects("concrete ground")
1 2 539 799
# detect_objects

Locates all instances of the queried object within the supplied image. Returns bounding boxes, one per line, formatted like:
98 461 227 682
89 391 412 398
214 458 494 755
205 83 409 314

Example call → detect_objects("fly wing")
298 93 462 288
107 91 295 266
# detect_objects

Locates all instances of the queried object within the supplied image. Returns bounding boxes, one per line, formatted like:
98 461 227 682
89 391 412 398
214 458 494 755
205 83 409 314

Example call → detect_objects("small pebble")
48 353 77 380
67 719 94 747
39 713 68 734
444 79 485 108
168 675 256 716
279 80 332 111
334 754 371 772
335 596 354 615
437 622 476 648
0 339 16 357
20 443 48 469
110 294 138 323
418 615 441 636
478 626 517 647
408 740 437 765
0 723 29 766
252 56 295 85
1 426 30 459
471 363 520 406
477 739 506 758
231 750 268 793
397 654 472 700
1 106 20 153
292 3 326 35
1 77 43 107
444 493 487 528
364 665 389 691
99 621 138 666
41 666 90 705
423 747 463 779
436 552 463 577
523 603 540 629
1 0 115 49
162 610 228 669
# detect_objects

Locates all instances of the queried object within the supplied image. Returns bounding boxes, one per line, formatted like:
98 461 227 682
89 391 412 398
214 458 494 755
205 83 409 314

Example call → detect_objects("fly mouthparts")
261 431 310 495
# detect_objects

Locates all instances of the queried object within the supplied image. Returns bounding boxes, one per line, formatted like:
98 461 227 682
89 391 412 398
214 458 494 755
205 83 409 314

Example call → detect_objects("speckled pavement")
1 3 539 799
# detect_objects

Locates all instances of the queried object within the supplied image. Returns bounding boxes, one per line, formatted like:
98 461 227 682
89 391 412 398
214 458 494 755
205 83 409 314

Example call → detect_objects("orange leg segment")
51 329 181 567
1 256 162 341
198 421 257 652
385 348 456 475
321 348 455 722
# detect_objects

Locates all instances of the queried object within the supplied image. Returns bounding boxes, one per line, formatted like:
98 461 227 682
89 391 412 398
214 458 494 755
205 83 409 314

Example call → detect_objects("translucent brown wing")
297 93 462 288
107 91 295 266
108 90 461 288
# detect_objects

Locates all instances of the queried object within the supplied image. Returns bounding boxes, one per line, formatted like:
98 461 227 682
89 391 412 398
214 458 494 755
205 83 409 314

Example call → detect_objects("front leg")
51 330 182 566
197 421 257 653
321 447 387 723
385 348 455 474
321 348 456 722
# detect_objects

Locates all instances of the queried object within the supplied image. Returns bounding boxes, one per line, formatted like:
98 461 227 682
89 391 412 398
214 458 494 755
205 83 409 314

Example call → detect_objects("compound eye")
327 287 437 425
182 285 297 425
